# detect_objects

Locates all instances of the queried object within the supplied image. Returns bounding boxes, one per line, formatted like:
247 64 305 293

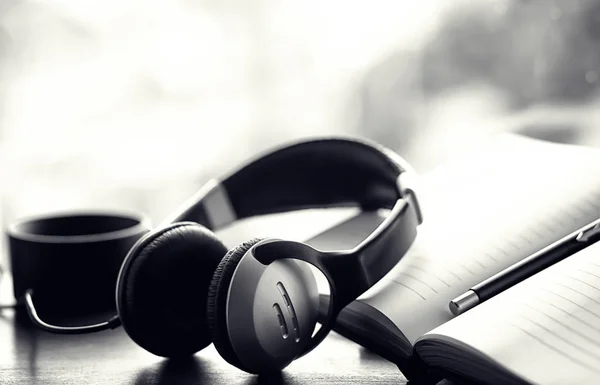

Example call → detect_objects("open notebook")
415 240 600 385
309 133 600 382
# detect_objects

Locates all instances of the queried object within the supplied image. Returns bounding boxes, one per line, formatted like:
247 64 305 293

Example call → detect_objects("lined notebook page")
420 238 600 385
357 134 600 344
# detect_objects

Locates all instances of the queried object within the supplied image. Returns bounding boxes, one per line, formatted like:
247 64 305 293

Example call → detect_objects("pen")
449 218 600 316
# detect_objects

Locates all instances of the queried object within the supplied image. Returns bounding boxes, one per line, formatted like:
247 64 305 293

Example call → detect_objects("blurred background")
1 0 600 248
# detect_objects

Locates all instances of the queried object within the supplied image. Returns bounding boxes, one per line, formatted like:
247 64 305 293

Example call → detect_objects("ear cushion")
206 237 264 372
116 222 228 358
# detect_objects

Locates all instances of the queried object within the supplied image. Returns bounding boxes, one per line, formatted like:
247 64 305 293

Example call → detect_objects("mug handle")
24 289 121 334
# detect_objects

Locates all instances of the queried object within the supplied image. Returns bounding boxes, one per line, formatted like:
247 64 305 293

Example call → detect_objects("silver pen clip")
576 223 600 243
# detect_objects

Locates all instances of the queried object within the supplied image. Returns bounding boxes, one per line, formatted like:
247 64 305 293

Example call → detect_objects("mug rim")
7 210 152 244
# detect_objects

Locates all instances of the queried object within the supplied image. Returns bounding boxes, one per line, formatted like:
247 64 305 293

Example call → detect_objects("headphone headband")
163 137 422 230
161 136 422 313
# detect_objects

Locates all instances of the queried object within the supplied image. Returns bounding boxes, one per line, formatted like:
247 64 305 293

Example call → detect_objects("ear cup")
206 237 264 372
116 223 228 358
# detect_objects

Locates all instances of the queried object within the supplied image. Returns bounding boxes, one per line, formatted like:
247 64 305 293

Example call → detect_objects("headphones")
23 137 423 374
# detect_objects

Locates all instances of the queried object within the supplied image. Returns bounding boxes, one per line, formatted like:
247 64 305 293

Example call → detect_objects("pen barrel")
473 239 589 302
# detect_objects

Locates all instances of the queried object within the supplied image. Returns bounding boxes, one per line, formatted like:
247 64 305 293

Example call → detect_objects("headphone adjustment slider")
397 171 423 225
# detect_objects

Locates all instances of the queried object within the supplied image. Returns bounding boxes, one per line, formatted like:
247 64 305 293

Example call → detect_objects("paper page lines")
528 296 600 335
389 279 426 300
517 302 600 346
509 321 600 376
538 287 600 322
409 255 465 281
406 265 451 287
458 262 476 275
482 251 497 262
529 227 546 240
514 313 600 361
577 268 600 281
550 282 600 307
565 276 600 295
516 233 533 246
396 272 439 294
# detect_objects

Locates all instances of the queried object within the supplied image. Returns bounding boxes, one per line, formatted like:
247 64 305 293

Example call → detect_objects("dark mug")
7 212 151 319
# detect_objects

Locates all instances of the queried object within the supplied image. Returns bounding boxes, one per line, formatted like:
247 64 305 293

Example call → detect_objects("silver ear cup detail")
225 248 319 373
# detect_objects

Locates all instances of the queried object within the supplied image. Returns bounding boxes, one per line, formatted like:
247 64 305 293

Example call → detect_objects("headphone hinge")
397 171 423 224
202 179 237 229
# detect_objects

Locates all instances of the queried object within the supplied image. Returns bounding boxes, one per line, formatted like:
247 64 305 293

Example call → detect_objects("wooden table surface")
0 209 455 385
0 310 409 385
